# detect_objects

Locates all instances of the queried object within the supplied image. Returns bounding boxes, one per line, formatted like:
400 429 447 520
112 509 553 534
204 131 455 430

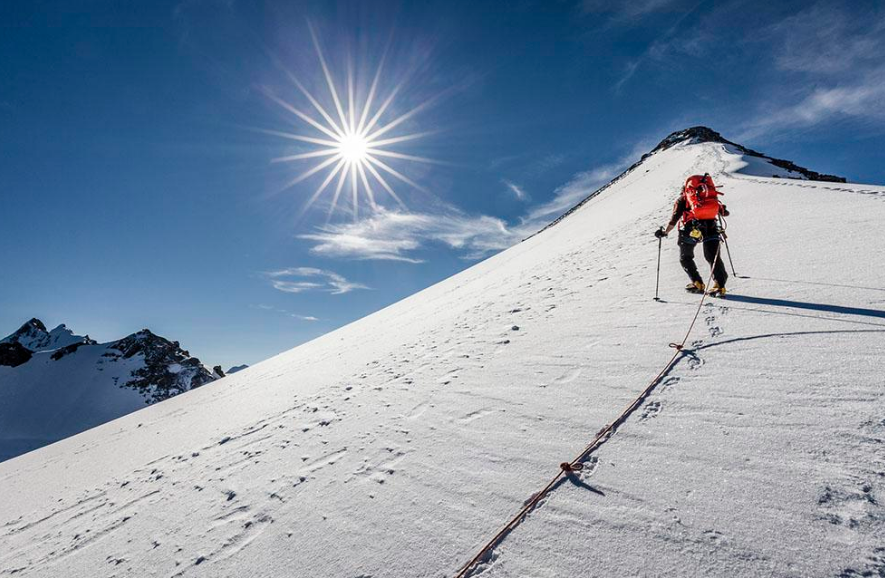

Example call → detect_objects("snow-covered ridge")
0 131 882 577
531 126 845 240
0 320 218 462
0 318 94 353
652 126 846 182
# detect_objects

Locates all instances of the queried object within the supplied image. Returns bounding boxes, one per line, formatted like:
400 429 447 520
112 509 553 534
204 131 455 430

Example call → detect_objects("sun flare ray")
364 155 431 195
299 157 347 216
308 24 350 138
261 88 342 142
357 162 379 211
327 162 350 221
272 149 341 163
281 154 342 190
363 159 406 208
284 72 346 138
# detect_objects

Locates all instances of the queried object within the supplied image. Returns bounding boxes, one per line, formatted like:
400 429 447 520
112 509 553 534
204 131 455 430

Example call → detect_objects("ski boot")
685 280 706 294
708 282 727 298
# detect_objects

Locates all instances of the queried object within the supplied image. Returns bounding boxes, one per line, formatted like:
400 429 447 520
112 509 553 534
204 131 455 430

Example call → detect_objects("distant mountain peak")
0 318 221 461
1 318 91 353
106 330 214 403
5 318 48 341
651 125 845 182
24 318 47 332
651 126 730 152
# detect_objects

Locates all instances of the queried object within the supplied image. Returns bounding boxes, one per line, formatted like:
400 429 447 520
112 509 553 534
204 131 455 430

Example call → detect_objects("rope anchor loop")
560 462 583 472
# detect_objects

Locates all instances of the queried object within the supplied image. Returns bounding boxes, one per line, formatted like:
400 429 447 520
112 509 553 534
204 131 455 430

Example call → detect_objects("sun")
260 25 438 222
337 132 369 163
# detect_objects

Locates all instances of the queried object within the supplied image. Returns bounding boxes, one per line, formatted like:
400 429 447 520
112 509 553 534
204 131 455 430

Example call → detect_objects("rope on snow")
454 245 723 578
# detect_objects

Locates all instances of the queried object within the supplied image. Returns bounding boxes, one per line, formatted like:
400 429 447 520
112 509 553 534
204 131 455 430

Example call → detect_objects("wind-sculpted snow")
0 138 883 577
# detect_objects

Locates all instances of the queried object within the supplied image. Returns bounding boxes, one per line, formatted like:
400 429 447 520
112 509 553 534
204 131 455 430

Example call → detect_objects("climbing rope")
454 244 723 578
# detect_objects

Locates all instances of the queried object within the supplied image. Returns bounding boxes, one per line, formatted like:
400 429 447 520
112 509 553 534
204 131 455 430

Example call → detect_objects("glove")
654 228 667 238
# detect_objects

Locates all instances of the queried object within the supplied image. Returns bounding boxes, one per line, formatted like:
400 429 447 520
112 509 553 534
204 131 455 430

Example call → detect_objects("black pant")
678 219 728 287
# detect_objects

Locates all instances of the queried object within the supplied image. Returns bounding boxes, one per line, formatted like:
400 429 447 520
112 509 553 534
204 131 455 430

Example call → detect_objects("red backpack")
682 173 722 221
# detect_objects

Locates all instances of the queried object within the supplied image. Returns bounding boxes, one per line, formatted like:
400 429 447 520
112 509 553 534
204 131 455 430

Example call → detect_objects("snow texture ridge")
0 131 883 578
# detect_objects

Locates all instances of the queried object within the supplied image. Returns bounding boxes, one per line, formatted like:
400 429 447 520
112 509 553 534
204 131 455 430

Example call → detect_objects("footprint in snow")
639 401 662 421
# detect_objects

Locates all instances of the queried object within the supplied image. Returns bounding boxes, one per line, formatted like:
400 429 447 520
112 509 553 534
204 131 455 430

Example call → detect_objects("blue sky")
2 0 884 369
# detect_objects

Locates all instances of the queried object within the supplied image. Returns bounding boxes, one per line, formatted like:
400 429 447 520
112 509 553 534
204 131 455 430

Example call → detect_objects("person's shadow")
724 294 885 320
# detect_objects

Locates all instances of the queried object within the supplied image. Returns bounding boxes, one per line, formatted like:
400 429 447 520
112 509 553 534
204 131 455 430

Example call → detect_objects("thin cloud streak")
739 2 885 140
265 267 370 294
250 304 319 322
502 179 529 201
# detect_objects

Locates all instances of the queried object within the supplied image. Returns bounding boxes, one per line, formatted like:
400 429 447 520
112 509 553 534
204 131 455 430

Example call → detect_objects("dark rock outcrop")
0 342 32 367
50 341 91 361
104 330 217 404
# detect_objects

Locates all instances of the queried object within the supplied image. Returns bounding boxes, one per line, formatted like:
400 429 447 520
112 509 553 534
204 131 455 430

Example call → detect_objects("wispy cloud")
772 4 885 75
291 314 319 321
300 208 517 263
739 2 885 140
522 165 619 224
741 75 885 140
250 304 319 322
582 0 687 22
610 2 708 93
502 179 529 201
265 267 370 294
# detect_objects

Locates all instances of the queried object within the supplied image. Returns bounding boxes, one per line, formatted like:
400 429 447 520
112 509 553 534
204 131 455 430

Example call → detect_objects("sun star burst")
263 25 438 222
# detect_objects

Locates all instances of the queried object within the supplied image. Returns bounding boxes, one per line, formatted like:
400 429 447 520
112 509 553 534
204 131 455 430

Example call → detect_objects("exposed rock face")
227 364 249 374
104 330 217 404
0 342 32 368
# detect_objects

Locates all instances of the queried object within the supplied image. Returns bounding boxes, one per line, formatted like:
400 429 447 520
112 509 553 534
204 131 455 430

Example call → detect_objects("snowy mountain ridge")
0 317 94 353
650 126 846 182
0 319 218 462
532 125 845 240
0 130 883 577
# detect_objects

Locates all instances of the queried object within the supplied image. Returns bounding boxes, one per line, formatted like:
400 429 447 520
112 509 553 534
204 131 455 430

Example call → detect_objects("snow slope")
1 133 883 578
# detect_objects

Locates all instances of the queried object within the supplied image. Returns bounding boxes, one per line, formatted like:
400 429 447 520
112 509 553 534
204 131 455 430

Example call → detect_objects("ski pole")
654 231 663 301
718 216 737 276
722 235 737 276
